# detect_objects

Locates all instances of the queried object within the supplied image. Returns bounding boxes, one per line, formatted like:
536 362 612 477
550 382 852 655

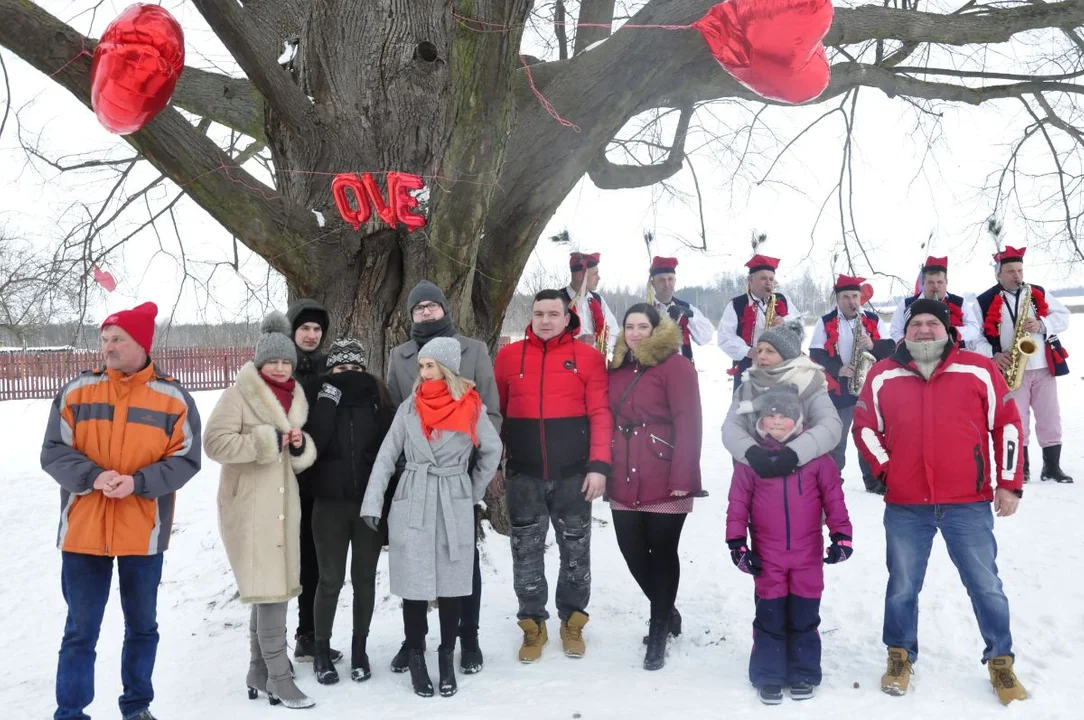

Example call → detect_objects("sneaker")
517 619 548 663
559 611 588 658
987 655 1028 705
881 647 913 696
758 685 784 705
789 682 815 700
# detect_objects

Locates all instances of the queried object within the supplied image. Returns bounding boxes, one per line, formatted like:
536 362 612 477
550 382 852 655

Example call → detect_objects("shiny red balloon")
692 0 833 104
387 172 427 232
90 4 185 135
860 283 874 305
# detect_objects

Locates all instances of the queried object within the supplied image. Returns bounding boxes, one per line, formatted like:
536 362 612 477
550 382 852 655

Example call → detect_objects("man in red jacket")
494 289 612 664
853 298 1027 706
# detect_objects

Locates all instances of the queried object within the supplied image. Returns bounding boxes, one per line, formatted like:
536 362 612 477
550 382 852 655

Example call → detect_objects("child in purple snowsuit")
725 384 853 705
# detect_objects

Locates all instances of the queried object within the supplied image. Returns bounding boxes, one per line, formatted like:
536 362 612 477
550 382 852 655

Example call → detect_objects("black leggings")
403 597 462 652
611 510 687 622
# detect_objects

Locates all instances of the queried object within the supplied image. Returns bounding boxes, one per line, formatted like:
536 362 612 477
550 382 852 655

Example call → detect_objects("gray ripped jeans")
506 470 592 622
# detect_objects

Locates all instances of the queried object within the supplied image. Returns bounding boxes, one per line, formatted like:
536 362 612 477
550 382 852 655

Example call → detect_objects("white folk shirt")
971 287 1071 372
888 295 984 347
652 298 714 345
716 293 804 362
809 308 892 366
564 285 620 355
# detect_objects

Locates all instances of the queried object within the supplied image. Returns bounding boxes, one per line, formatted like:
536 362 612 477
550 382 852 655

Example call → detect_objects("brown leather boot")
988 655 1027 705
560 611 589 658
880 647 913 696
517 619 547 663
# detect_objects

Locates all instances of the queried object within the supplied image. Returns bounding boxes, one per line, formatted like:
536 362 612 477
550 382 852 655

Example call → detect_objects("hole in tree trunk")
414 41 439 62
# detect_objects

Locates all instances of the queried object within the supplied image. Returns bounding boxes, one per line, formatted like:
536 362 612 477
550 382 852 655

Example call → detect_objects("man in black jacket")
285 298 334 662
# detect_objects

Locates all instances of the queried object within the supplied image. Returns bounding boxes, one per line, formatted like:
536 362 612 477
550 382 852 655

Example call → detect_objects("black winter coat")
303 371 394 503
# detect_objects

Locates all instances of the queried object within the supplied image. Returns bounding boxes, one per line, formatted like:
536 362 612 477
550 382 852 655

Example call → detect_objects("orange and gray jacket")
40 363 202 556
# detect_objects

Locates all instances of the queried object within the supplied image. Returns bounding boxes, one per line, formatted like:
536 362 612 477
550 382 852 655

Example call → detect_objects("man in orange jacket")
41 302 202 720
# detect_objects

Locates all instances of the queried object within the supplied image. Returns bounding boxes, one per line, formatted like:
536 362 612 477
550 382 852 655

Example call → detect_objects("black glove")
667 305 693 322
727 538 762 575
744 446 778 478
361 515 380 534
772 446 800 477
317 382 342 406
824 533 853 564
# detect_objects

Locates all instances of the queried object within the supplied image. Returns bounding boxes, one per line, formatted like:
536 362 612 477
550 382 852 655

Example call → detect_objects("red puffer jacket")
852 340 1023 505
607 321 702 507
495 315 612 480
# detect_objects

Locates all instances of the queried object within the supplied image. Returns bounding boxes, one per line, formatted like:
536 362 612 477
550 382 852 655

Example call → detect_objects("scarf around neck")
414 379 482 446
261 373 296 413
904 337 949 380
411 314 456 347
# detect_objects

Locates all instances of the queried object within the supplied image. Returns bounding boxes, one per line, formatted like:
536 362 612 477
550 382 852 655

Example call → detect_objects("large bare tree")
3 0 1084 366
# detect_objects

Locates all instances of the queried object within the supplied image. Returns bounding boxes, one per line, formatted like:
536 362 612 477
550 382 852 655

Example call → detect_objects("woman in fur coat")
607 304 702 672
204 312 318 709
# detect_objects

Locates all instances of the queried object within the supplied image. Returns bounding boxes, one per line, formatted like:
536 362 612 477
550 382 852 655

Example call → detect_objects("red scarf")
824 312 880 358
261 373 296 413
415 380 482 447
570 293 607 340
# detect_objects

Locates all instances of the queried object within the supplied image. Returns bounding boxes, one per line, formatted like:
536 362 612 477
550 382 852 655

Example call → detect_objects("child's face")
761 413 796 441
418 358 442 381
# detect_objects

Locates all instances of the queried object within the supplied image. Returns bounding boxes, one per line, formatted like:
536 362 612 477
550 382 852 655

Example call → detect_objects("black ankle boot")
350 634 371 682
313 638 339 685
459 633 483 674
643 616 668 671
1023 447 1030 483
1041 444 1074 483
438 647 458 697
408 649 433 697
643 606 682 645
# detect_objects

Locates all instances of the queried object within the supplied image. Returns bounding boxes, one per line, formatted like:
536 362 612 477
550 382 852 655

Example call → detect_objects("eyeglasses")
412 302 442 317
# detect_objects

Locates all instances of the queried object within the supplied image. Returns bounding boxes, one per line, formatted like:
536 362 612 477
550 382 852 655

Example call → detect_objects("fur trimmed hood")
610 319 683 369
235 361 310 431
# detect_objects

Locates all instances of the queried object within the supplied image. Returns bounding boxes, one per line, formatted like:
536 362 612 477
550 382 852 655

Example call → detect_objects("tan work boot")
560 611 589 658
987 655 1027 705
881 647 913 696
517 619 547 663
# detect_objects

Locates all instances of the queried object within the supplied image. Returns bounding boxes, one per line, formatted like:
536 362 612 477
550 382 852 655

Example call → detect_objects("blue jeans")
883 503 1012 664
55 552 164 720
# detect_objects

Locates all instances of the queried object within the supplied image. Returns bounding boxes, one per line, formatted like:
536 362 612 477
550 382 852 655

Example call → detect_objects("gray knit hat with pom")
418 336 461 375
757 326 802 361
255 311 298 369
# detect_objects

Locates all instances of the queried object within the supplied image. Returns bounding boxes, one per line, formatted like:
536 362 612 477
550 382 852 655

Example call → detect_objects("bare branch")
588 103 693 189
554 0 569 61
0 51 10 143
574 0 616 56
172 67 266 143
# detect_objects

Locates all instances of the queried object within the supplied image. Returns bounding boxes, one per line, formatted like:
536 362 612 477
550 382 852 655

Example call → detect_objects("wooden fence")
0 347 252 401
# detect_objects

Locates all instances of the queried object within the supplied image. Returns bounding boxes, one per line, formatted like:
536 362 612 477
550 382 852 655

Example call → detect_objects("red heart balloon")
860 283 874 305
90 4 185 135
693 0 834 104
93 266 117 293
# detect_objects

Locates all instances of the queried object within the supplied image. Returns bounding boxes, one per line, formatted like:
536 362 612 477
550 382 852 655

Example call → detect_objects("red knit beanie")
101 302 158 355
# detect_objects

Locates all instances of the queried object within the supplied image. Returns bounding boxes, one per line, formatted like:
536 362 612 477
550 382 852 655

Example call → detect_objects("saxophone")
1003 283 1039 391
848 315 878 395
763 293 777 336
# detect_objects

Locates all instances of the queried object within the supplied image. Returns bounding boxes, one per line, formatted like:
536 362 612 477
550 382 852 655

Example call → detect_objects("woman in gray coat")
722 326 842 478
361 337 501 699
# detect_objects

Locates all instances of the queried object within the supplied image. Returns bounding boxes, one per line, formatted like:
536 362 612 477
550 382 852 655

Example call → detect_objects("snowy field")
2 326 1081 720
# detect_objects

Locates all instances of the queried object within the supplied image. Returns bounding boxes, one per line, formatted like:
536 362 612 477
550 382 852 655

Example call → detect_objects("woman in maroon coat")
608 303 703 671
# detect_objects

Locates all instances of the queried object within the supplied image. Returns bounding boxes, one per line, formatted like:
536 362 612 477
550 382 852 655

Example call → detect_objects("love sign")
332 172 427 232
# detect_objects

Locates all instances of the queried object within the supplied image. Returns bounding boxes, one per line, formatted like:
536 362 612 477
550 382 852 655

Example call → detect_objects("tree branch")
190 0 313 130
587 102 693 189
172 67 266 143
574 0 616 56
0 0 321 287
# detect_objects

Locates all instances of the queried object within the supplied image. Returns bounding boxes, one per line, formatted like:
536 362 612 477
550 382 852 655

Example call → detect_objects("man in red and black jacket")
494 289 612 663
852 298 1028 706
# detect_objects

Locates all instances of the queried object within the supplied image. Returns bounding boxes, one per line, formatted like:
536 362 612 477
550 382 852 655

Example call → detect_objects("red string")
519 55 580 133
50 38 93 78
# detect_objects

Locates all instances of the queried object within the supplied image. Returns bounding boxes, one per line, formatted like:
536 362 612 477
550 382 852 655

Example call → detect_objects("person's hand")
361 516 380 533
727 539 762 576
104 474 135 499
993 352 1012 371
289 428 303 449
668 305 692 322
582 472 606 501
858 335 874 351
994 488 1020 517
670 489 689 497
1022 318 1042 334
824 533 854 564
746 347 756 359
745 446 778 478
773 447 800 477
489 469 505 499
839 366 855 379
93 470 120 493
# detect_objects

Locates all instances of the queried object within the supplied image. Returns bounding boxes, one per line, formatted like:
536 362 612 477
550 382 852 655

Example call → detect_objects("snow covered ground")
2 326 1081 720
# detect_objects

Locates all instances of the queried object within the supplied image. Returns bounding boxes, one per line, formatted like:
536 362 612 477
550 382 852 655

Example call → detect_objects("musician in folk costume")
809 275 895 493
888 256 983 347
972 246 1072 484
717 254 803 390
648 256 714 363
564 252 621 357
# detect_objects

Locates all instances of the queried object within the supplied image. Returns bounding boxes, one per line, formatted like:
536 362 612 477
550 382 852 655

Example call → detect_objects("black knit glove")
668 305 693 322
728 538 762 576
744 446 778 478
825 533 853 564
773 446 800 477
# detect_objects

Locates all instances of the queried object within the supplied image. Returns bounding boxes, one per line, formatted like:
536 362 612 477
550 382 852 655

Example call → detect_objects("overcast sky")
1 1 1079 326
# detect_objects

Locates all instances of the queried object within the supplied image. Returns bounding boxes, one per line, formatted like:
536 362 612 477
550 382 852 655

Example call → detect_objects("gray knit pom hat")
757 326 802 361
254 311 297 369
418 336 461 375
754 384 803 423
